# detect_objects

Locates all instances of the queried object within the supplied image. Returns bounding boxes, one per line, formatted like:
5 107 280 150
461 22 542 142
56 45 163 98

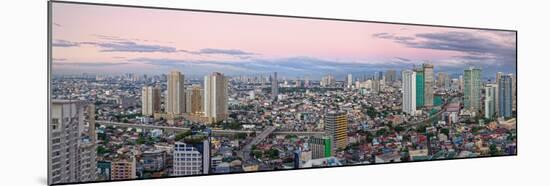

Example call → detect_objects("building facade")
271 72 278 100
415 69 425 108
141 86 161 116
325 111 348 150
484 84 498 119
185 85 204 115
204 72 229 123
167 70 185 114
49 100 97 184
173 139 210 176
402 70 417 115
309 136 333 159
499 74 513 118
423 64 434 107
464 67 482 113
110 157 137 180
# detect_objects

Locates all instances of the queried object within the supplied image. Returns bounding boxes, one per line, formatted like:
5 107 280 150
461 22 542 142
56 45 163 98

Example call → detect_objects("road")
96 120 324 136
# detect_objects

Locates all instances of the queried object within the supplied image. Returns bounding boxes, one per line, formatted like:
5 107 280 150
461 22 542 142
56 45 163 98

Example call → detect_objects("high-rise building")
167 70 185 114
325 111 348 150
185 85 203 115
173 137 210 176
371 79 380 93
204 72 228 123
512 74 517 112
495 72 503 114
385 70 397 83
423 64 434 107
484 84 498 119
309 136 333 159
437 72 450 89
347 74 353 88
141 86 161 116
49 100 97 184
271 72 279 100
402 70 417 115
111 157 137 180
459 75 464 91
415 68 425 108
320 74 336 87
464 67 482 113
499 74 513 118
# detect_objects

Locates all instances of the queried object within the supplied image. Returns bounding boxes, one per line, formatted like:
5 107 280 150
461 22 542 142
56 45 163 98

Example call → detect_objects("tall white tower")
402 70 417 115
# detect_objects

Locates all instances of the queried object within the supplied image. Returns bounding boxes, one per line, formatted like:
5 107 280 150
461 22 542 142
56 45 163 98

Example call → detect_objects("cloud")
178 48 257 57
372 31 516 69
52 58 67 62
53 62 129 67
129 56 420 78
91 34 127 41
198 48 256 55
80 41 178 53
394 57 411 62
52 39 79 47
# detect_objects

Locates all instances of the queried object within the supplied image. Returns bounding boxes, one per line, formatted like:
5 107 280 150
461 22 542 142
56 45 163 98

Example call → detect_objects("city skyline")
52 3 516 78
49 2 517 185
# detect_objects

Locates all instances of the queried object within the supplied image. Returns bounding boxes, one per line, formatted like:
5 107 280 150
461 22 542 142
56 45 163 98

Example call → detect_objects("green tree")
489 144 500 156
175 130 193 141
440 128 450 136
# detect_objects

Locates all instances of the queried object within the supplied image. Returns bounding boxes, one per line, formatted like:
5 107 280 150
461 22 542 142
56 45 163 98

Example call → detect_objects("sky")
51 2 516 80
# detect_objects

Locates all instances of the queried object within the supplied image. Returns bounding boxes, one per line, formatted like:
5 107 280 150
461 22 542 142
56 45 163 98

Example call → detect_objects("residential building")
464 67 482 113
49 100 96 184
484 84 498 119
167 70 185 114
185 85 203 115
402 70 417 115
325 111 348 150
204 72 229 123
141 86 161 116
423 63 434 107
309 136 333 159
111 157 137 180
173 137 210 176
499 74 513 117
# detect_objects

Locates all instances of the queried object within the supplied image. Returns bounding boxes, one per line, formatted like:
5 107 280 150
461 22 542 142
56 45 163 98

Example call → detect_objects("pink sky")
51 2 516 76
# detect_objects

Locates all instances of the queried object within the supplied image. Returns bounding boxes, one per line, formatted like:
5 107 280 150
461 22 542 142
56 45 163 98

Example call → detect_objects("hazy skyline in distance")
51 2 516 79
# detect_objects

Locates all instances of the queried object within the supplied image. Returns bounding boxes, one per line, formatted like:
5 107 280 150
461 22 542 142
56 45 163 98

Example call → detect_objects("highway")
96 120 325 136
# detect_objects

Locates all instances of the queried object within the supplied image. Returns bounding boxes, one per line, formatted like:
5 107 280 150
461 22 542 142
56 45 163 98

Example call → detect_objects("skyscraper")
402 70 417 115
49 100 96 184
320 74 336 87
464 67 482 113
484 84 498 119
423 64 434 107
271 72 278 100
347 74 353 88
173 136 210 176
325 111 348 150
185 85 204 115
204 72 228 123
141 86 161 116
415 68 425 108
495 72 503 114
499 74 513 118
385 70 397 83
371 79 380 93
167 70 185 114
437 72 449 89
